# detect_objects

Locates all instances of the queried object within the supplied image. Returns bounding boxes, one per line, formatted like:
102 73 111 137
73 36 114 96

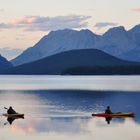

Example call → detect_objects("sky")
0 0 140 59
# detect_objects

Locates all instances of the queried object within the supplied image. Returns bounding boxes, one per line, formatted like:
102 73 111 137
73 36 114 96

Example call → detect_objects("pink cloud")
10 16 37 26
131 8 140 12
0 15 91 31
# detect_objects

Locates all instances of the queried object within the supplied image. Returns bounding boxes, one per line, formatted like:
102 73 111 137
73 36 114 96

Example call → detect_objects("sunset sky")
0 0 140 53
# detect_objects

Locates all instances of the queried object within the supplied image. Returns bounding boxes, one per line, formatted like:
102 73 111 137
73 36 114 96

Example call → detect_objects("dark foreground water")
0 90 140 140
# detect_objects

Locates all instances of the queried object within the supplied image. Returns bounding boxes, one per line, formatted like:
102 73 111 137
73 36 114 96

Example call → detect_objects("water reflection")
0 115 139 140
0 90 140 140
105 117 112 124
105 116 135 125
4 116 24 125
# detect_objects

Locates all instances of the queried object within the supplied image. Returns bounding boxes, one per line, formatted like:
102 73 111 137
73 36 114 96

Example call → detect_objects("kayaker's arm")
4 107 8 110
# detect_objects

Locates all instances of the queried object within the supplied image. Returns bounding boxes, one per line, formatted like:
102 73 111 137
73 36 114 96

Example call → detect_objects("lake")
0 75 140 140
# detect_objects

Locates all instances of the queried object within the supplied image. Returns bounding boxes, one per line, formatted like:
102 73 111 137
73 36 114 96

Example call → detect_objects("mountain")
0 54 13 72
118 24 140 61
11 24 140 66
12 29 99 66
96 26 136 56
129 24 140 33
4 49 140 75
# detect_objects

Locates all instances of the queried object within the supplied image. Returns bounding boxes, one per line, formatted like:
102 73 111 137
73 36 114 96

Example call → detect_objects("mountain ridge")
11 24 140 66
5 49 140 75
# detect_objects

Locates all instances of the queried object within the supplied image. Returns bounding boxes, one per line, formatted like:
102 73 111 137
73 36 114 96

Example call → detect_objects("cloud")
94 22 119 30
0 9 4 12
0 23 11 29
131 8 140 12
0 15 91 31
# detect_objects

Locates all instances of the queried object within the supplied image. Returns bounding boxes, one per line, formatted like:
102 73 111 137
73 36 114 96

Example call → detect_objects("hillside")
12 29 99 65
0 55 13 72
5 49 140 75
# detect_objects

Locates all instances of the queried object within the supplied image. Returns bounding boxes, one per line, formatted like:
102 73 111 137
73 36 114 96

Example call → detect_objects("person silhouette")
7 106 17 114
105 106 113 114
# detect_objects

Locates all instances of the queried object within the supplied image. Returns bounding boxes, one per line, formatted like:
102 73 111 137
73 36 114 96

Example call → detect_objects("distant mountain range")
0 55 13 72
3 49 140 75
11 24 140 66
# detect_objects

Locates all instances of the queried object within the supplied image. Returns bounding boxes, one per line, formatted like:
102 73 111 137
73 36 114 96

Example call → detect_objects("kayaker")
7 106 17 114
105 106 113 114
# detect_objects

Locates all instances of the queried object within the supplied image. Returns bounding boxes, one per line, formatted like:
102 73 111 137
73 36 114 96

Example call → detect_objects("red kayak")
92 112 134 118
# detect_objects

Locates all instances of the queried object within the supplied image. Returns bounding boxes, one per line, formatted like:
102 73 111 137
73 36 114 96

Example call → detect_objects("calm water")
0 76 140 140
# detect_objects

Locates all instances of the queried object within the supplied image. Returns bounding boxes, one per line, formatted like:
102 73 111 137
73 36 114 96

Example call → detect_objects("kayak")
92 112 134 118
3 113 24 118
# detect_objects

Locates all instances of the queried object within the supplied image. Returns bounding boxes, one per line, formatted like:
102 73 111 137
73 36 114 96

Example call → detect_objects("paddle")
4 122 8 125
4 107 8 110
0 107 8 117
